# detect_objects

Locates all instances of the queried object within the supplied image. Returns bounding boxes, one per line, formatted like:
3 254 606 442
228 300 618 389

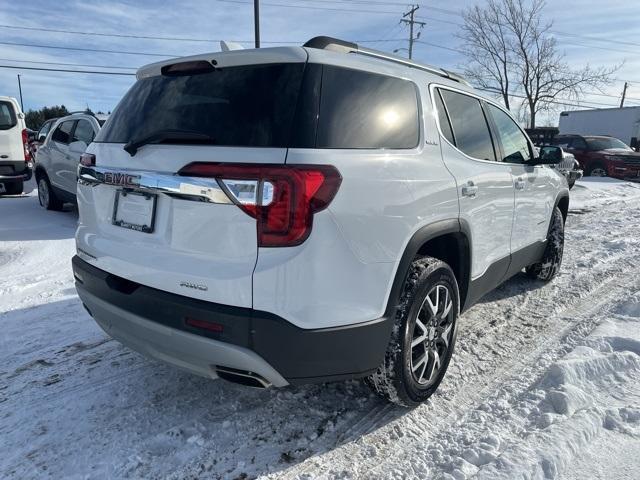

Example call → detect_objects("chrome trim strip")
78 165 232 204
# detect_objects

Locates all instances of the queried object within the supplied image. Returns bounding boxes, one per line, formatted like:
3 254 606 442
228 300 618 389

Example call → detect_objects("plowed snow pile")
1 178 639 480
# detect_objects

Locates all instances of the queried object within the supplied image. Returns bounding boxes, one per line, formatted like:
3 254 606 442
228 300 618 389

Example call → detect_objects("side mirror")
532 145 563 165
68 140 88 155
38 135 46 143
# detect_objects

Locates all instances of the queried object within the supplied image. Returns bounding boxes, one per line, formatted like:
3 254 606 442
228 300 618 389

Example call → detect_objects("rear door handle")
461 182 478 198
515 177 526 190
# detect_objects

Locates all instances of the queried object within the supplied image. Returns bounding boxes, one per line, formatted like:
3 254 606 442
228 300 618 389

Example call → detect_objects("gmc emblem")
102 172 140 187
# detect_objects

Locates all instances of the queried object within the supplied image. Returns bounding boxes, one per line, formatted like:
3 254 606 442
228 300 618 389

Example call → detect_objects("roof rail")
68 110 103 121
303 36 470 86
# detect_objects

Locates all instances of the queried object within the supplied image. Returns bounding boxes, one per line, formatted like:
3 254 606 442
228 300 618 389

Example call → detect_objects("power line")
216 0 402 14
0 57 137 70
0 65 136 75
0 40 176 57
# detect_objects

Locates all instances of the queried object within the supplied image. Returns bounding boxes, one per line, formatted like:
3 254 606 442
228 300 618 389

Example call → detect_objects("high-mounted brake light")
178 163 342 247
21 129 31 162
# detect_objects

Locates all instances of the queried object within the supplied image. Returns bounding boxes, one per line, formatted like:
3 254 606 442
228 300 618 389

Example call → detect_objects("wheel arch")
555 192 570 223
384 219 472 318
34 164 48 182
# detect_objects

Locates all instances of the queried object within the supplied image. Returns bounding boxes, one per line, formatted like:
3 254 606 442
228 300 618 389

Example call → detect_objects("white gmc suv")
73 37 568 406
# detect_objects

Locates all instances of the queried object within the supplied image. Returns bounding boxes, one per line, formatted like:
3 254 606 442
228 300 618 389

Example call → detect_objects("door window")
72 120 95 144
486 104 532 164
438 89 497 161
51 121 76 145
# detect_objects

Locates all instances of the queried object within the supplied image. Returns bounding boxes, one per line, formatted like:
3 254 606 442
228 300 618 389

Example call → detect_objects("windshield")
585 137 632 151
0 101 17 130
96 63 305 148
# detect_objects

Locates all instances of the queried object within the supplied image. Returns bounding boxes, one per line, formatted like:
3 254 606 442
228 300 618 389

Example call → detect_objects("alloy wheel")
410 284 454 386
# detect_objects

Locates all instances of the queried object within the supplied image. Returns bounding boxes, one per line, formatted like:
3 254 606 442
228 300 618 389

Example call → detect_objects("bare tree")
459 0 618 128
460 1 514 110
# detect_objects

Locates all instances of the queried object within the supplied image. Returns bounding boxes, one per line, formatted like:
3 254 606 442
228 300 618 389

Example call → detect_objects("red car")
553 134 640 180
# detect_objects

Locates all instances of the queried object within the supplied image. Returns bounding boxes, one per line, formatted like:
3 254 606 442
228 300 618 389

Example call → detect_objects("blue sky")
0 0 638 126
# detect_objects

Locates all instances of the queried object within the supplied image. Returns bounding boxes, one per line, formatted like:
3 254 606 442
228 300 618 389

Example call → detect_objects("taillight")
178 163 342 247
21 129 31 162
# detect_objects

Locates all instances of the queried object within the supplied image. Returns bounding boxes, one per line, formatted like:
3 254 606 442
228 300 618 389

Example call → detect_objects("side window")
439 89 496 161
51 121 75 145
434 89 455 145
38 121 52 140
573 137 587 150
316 65 419 149
72 120 95 144
553 137 572 149
486 104 532 164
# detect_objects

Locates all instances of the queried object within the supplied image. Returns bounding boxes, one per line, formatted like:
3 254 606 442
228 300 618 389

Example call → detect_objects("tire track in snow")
280 198 640 479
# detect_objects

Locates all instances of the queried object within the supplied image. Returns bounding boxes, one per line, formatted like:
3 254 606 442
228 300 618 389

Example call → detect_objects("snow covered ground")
1 178 639 479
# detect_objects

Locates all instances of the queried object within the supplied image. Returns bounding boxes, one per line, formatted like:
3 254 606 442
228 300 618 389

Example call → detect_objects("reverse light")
178 163 342 247
21 129 31 162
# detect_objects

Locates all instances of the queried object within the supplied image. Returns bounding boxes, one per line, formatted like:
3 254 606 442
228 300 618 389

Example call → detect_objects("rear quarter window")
0 101 17 130
316 66 419 149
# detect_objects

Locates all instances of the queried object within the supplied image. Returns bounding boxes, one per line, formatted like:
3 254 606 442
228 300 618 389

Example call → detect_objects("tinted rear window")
0 101 17 130
97 63 305 147
316 66 419 149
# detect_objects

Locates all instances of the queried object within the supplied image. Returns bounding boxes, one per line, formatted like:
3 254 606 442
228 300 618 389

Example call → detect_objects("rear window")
97 63 305 147
0 101 17 131
97 62 420 150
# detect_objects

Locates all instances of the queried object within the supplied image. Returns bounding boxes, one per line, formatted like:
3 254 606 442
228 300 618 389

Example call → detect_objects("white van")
0 96 32 195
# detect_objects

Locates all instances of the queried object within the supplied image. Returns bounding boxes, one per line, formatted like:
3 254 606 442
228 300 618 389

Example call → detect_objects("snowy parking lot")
2 177 640 479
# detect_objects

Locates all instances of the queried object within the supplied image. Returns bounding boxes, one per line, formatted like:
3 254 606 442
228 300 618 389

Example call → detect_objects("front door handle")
461 182 478 198
515 177 526 190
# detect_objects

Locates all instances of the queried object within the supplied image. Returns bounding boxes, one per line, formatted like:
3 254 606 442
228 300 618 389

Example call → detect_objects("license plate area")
112 189 157 233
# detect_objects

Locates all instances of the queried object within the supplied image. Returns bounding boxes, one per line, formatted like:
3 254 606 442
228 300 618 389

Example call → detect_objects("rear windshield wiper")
123 129 217 156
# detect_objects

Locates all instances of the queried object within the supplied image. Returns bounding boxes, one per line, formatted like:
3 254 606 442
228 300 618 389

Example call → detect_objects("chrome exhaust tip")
214 366 272 389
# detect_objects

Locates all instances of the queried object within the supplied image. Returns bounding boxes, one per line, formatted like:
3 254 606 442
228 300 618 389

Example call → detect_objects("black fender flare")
382 218 471 319
553 191 570 223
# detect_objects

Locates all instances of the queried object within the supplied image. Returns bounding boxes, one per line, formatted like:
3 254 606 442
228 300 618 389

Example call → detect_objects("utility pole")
400 5 425 59
620 81 628 108
254 0 260 48
17 74 23 111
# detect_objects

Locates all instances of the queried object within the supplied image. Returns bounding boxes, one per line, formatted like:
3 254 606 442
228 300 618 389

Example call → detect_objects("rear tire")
366 257 459 407
38 175 63 211
525 207 564 282
2 181 23 195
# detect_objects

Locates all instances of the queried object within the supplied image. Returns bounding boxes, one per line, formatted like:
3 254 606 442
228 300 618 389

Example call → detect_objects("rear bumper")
0 160 32 181
72 256 393 385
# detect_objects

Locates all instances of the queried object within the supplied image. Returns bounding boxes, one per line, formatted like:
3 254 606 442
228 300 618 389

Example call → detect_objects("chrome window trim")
77 165 233 204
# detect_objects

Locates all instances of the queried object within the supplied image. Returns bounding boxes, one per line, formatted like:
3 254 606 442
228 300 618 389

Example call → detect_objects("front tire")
526 207 564 282
367 257 459 407
38 176 63 211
